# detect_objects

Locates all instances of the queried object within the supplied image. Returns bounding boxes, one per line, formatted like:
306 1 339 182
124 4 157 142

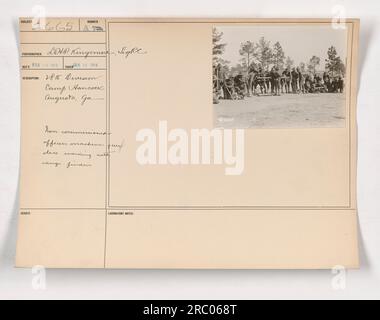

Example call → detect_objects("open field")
214 93 346 128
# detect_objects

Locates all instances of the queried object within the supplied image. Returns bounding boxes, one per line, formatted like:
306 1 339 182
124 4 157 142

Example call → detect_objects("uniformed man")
271 66 281 96
282 67 291 94
296 68 304 94
269 66 275 95
323 72 332 92
337 76 344 93
304 74 312 93
291 67 299 93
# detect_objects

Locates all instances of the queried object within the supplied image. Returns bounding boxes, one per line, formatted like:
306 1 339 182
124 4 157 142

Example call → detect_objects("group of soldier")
213 63 345 103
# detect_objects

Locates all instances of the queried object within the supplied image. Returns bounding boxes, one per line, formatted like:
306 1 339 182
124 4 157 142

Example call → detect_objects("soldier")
271 66 281 96
291 67 299 93
323 72 330 88
300 74 306 93
280 74 285 94
315 74 322 86
269 66 275 94
298 69 305 94
304 74 312 93
282 67 291 94
313 74 323 93
337 76 344 93
323 72 332 92
311 74 317 93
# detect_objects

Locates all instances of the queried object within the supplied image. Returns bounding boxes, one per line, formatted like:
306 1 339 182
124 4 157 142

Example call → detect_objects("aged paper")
16 18 360 269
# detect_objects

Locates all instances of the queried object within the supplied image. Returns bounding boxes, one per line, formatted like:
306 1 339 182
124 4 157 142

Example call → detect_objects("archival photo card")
16 18 359 269
213 24 349 128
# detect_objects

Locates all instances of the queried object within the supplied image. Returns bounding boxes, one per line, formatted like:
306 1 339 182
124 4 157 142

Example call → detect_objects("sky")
216 24 348 70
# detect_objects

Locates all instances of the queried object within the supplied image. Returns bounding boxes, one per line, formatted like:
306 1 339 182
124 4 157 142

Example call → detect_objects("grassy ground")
214 93 346 128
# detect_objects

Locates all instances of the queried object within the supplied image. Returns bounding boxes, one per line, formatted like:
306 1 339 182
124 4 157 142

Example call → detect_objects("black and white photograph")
213 24 348 128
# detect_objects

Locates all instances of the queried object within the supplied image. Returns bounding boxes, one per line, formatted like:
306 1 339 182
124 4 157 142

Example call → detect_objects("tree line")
212 28 346 78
